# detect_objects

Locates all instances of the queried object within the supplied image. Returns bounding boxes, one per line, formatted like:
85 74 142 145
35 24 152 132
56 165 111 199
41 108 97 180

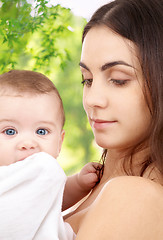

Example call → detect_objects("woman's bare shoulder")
104 175 163 197
100 176 163 219
76 176 163 240
101 176 163 223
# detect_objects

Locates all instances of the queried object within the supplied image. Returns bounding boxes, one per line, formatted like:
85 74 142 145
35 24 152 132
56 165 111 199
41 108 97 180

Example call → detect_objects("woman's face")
80 26 151 151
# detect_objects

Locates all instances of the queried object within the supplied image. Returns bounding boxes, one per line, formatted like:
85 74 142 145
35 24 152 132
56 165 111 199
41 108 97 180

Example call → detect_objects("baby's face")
0 92 65 166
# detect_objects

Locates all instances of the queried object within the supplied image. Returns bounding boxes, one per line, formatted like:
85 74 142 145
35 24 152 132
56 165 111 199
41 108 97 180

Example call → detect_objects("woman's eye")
4 129 17 135
110 79 128 86
36 129 48 135
81 79 93 87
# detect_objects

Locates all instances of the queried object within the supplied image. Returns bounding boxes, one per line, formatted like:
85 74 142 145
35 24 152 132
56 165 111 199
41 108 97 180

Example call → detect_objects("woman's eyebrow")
79 60 134 72
101 61 134 71
79 62 90 71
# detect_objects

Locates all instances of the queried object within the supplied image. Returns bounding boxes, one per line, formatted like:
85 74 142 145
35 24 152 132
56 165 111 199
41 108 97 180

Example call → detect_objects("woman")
65 0 163 238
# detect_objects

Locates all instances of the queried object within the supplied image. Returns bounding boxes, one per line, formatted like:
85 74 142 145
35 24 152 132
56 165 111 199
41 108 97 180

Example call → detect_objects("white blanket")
0 152 75 240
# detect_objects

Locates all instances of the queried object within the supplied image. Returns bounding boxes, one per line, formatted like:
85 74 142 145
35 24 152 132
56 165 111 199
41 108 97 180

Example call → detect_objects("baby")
0 70 101 240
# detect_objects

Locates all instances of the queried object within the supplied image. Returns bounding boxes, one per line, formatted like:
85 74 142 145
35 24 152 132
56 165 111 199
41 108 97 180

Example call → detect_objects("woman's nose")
83 80 108 109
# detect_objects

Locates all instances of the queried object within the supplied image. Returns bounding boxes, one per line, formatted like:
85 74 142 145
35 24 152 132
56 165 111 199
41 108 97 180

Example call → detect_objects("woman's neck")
100 150 126 183
100 147 161 184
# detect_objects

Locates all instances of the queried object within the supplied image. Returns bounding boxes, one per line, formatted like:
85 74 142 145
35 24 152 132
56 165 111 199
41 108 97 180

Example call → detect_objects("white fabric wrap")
0 152 75 240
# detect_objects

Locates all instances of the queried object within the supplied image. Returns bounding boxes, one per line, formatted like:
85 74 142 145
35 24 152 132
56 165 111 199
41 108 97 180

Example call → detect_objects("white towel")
0 152 75 240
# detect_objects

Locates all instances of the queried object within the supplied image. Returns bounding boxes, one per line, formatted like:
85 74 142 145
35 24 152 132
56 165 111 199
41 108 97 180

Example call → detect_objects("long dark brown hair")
82 0 163 176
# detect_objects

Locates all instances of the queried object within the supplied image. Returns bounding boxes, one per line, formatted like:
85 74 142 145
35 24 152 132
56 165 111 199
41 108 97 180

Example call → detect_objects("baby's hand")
62 162 103 210
77 162 103 192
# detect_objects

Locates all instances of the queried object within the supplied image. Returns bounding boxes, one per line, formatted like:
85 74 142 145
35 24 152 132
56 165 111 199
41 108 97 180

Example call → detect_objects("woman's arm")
76 176 163 240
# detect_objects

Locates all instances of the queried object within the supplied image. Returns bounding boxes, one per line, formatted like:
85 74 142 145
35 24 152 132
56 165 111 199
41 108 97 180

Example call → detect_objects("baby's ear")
59 129 65 152
61 129 65 143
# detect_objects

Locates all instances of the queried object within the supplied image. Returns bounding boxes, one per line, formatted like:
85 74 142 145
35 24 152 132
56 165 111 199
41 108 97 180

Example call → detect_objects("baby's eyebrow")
37 121 56 127
0 119 17 123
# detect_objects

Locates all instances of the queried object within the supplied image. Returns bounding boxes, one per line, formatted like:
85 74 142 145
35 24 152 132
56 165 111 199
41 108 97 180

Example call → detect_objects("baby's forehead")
0 87 57 98
0 88 62 108
0 86 65 127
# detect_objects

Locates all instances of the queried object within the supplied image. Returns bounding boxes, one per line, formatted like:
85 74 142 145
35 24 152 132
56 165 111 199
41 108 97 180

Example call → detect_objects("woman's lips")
91 119 117 130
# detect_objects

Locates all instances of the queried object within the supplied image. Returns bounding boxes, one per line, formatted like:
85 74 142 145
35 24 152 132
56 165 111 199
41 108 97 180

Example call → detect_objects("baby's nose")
18 139 38 151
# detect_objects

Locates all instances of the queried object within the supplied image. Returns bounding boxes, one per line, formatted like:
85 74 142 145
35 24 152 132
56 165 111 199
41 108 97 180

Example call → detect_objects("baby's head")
0 70 65 127
0 70 65 165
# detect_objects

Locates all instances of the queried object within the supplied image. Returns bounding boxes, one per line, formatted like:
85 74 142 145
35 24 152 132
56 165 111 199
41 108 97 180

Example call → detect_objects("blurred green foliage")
0 0 101 174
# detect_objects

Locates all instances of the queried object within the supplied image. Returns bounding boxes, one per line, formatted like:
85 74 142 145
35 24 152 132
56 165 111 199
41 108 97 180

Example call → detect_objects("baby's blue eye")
5 129 16 135
36 129 48 135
